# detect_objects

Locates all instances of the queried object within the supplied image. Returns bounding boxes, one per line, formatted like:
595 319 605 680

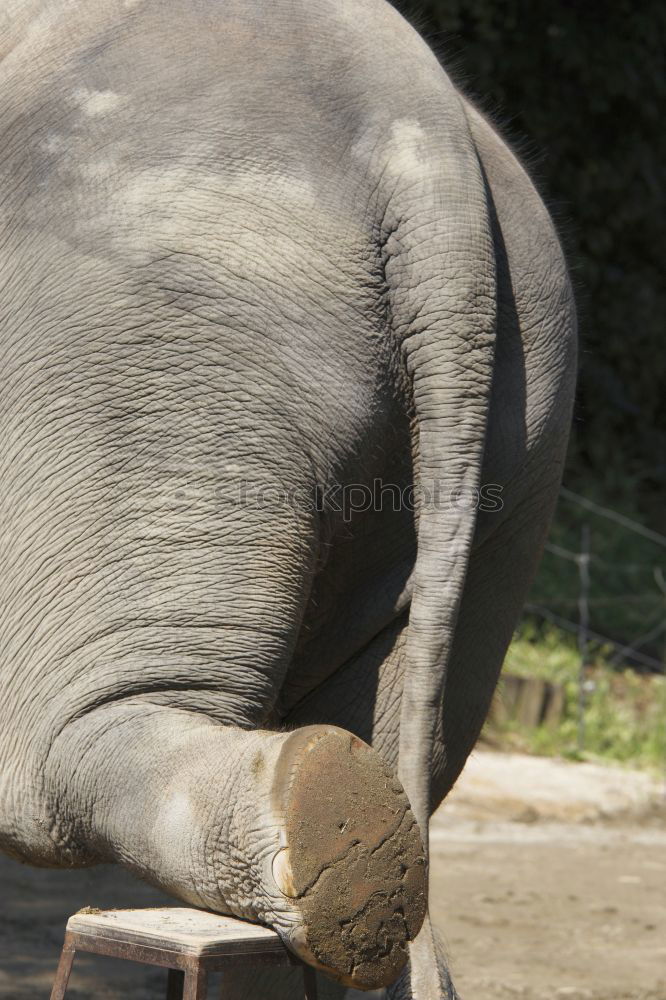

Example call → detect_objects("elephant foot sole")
270 726 427 990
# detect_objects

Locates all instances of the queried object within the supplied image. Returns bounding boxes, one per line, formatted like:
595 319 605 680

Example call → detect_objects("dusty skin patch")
387 119 427 177
352 117 430 183
73 88 126 116
250 751 265 777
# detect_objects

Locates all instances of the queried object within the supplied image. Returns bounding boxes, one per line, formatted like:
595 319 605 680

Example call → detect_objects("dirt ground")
1 750 664 999
431 751 666 1000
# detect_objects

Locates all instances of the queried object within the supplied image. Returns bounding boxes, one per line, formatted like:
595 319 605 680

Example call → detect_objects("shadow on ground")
0 861 173 998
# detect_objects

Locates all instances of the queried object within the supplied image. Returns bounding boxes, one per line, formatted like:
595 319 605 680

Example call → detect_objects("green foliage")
393 0 666 531
498 624 666 770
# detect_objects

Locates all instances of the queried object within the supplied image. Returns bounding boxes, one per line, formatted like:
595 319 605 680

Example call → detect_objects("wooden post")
50 934 76 1000
166 969 185 1000
303 966 319 1000
577 524 590 752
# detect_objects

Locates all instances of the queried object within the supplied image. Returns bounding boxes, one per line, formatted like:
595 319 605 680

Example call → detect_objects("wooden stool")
50 906 318 1000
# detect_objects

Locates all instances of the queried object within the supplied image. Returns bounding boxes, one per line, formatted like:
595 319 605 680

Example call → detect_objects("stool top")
67 907 288 958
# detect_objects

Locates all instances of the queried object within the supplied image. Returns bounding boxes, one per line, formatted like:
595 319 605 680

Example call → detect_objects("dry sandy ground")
431 752 666 1000
1 751 664 1000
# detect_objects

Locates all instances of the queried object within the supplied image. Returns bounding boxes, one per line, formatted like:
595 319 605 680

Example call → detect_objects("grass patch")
490 623 666 772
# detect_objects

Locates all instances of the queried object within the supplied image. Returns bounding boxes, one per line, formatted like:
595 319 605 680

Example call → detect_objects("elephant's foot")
270 726 427 989
46 708 425 991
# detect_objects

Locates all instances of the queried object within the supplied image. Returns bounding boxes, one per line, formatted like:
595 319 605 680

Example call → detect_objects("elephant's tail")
378 93 497 999
379 95 497 851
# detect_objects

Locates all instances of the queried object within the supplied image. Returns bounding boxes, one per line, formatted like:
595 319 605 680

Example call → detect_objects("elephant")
0 0 576 997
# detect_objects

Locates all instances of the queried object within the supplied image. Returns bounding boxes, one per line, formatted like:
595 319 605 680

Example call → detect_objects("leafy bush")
497 624 666 769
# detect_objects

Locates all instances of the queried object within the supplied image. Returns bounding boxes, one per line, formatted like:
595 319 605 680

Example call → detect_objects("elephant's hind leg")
46 704 426 991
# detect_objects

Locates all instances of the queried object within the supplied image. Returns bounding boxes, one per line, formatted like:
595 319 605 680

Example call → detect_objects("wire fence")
526 488 666 674
523 488 666 756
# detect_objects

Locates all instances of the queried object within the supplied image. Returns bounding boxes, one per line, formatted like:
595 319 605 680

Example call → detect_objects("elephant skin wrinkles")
0 1 576 997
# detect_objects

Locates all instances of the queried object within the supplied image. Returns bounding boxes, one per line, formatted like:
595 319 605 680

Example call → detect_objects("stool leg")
183 963 207 1000
302 966 318 1000
50 934 76 1000
166 969 185 1000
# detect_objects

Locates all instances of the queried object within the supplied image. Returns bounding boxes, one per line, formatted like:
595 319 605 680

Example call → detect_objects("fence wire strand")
525 489 666 674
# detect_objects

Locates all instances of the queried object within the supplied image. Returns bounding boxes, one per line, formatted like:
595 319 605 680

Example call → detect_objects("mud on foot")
271 726 427 989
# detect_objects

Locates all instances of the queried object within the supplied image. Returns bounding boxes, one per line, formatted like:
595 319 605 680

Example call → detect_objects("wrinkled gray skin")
0 0 576 997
